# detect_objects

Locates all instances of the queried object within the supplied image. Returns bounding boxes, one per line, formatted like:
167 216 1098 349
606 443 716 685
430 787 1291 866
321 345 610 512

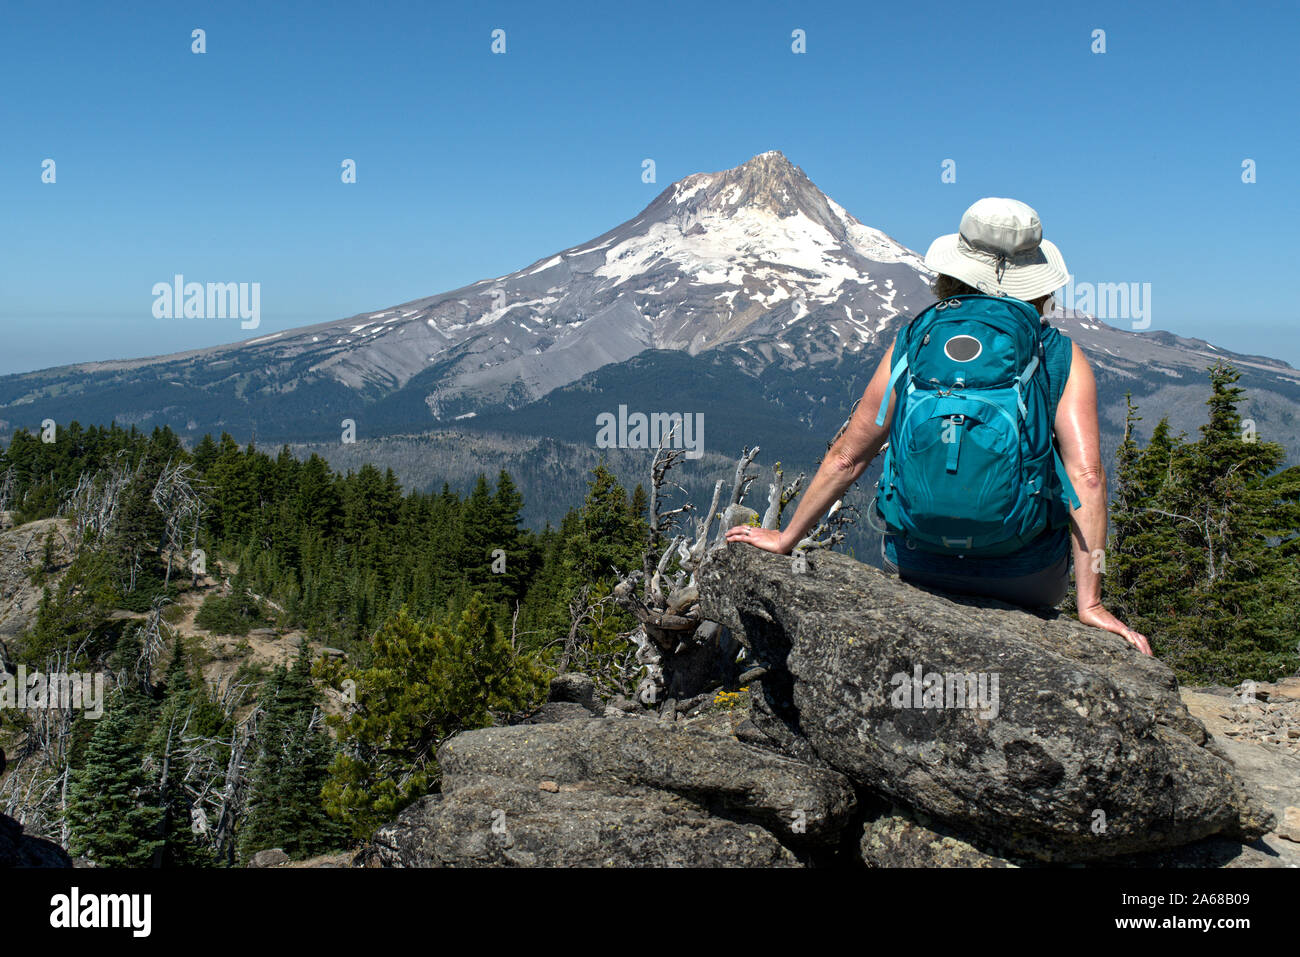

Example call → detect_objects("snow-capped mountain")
227 150 936 420
2 151 1298 463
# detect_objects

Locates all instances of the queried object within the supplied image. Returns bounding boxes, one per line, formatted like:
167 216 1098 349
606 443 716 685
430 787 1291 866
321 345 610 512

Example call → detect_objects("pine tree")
1108 365 1300 682
1109 401 1187 628
106 455 169 606
549 465 646 673
568 463 647 584
190 433 219 475
456 474 502 605
489 469 531 605
630 483 648 525
67 692 165 867
149 640 224 867
323 598 545 838
238 642 344 861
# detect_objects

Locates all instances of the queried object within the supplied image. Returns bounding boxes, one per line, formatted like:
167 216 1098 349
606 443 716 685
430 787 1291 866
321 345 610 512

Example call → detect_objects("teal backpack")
871 293 1080 557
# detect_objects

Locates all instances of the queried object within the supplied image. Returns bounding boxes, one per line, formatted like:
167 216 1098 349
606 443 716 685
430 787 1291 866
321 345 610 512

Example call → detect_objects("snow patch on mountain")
593 205 868 301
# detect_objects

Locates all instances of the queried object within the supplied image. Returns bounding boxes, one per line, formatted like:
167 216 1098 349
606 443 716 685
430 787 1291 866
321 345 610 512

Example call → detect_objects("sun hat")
923 197 1070 300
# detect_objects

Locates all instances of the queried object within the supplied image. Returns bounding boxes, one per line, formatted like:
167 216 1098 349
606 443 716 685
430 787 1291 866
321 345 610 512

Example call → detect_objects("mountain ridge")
2 150 1298 472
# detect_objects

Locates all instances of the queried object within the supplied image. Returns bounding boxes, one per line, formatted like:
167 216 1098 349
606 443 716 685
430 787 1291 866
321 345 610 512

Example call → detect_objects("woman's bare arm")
1055 341 1152 654
726 344 897 553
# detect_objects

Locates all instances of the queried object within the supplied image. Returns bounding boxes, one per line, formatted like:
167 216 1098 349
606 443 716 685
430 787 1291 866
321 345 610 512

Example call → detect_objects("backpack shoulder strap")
1054 448 1081 510
873 313 924 427
874 349 910 426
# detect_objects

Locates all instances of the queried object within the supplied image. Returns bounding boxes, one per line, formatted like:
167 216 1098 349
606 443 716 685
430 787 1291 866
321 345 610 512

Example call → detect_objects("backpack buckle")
944 415 965 472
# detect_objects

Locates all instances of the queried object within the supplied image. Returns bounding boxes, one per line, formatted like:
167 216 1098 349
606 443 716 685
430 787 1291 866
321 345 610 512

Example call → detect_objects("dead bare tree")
612 431 858 710
643 436 695 582
14 528 38 565
58 452 138 548
172 703 261 864
0 642 95 847
132 596 177 689
150 459 206 590
551 584 639 693
208 671 258 721
556 583 596 675
0 466 14 516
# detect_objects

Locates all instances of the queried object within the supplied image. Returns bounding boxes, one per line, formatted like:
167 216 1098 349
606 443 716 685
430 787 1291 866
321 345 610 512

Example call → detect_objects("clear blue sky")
2 0 1297 374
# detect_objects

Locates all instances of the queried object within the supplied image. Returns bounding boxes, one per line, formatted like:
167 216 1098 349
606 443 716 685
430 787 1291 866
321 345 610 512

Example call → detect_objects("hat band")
956 235 1045 280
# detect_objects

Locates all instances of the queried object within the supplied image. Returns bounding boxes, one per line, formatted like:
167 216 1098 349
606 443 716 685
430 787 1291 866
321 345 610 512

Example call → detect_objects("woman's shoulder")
1038 322 1074 410
1040 319 1072 348
1040 322 1074 369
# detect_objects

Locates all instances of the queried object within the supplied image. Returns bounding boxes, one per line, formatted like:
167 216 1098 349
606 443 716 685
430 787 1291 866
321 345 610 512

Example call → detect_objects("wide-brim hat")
924 197 1070 300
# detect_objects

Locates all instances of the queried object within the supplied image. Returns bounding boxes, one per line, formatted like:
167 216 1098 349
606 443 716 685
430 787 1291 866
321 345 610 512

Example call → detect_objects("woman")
726 197 1151 656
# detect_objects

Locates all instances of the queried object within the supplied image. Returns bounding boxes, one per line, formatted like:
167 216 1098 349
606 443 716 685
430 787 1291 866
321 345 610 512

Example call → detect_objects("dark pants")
880 539 1070 611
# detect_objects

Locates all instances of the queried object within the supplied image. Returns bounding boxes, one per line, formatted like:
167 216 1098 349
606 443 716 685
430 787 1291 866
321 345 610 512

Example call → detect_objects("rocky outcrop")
855 801 1298 869
0 517 73 640
358 714 858 867
694 543 1274 863
1195 679 1300 751
360 543 1291 867
0 812 71 867
857 804 1017 868
247 848 291 868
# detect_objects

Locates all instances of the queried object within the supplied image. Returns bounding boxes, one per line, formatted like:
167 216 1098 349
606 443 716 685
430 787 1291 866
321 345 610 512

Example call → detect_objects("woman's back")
881 319 1074 578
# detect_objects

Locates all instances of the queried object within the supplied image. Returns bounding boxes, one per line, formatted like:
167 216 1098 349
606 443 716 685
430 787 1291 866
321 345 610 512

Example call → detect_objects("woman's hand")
724 525 789 554
1077 600 1152 655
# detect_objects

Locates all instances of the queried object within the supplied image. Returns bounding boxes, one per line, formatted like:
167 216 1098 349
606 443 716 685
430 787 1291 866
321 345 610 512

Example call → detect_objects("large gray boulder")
546 672 597 710
358 716 857 867
696 542 1274 862
856 802 1293 869
361 781 802 868
0 812 71 867
858 804 1017 868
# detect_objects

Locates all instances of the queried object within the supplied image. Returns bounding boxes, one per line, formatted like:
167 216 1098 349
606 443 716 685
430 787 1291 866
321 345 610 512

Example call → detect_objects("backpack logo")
943 334 982 362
